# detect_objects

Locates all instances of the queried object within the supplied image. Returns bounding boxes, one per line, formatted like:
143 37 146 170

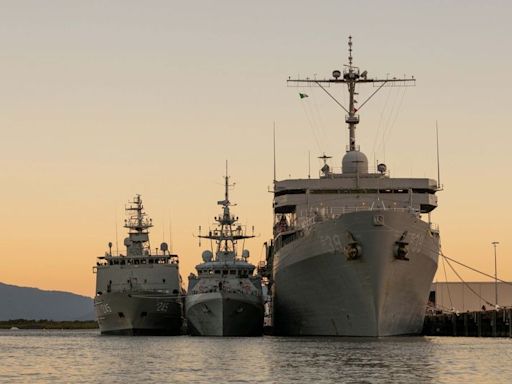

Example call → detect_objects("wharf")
422 308 512 337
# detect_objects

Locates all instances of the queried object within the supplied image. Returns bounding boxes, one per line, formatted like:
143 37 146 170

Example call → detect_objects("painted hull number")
101 304 112 314
321 235 343 253
156 302 169 312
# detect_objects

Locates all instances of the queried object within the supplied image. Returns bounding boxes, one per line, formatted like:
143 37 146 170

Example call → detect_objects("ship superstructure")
186 167 264 336
270 37 441 336
93 195 184 335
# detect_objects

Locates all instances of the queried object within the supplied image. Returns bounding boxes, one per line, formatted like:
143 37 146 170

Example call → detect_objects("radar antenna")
318 153 332 165
318 153 332 176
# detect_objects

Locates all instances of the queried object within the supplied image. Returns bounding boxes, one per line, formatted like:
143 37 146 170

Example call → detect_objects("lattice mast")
123 195 153 256
198 162 254 260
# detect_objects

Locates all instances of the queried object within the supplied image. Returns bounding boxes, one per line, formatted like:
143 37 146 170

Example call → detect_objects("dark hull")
95 291 184 336
186 292 264 336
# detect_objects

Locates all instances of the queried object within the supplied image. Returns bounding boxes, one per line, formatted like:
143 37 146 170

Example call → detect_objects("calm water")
1 330 511 383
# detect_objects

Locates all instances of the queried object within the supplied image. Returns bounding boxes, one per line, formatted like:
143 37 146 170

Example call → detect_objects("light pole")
492 241 499 307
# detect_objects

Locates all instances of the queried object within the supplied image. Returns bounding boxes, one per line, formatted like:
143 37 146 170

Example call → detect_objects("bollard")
509 309 512 338
477 311 482 337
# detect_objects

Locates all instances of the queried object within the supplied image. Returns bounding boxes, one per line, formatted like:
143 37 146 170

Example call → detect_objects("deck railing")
274 205 434 236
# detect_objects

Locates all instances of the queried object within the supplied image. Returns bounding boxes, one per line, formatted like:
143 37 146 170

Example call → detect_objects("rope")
441 252 512 286
300 99 323 153
310 88 328 145
372 86 392 157
375 86 408 161
443 256 494 307
386 86 408 139
440 253 454 310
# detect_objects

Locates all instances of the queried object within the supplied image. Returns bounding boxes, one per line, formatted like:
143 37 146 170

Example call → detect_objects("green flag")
299 93 309 99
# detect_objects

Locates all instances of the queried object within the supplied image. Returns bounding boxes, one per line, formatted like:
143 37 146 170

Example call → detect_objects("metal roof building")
431 282 512 312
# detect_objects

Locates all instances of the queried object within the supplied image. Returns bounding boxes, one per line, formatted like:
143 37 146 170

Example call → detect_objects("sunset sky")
1 0 511 297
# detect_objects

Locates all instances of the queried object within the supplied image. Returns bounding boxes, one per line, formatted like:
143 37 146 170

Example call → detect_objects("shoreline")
0 320 98 329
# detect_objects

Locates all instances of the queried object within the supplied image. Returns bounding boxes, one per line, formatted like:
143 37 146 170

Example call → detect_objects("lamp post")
492 241 499 307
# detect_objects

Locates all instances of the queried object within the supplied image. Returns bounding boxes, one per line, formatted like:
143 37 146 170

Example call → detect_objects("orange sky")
1 1 511 297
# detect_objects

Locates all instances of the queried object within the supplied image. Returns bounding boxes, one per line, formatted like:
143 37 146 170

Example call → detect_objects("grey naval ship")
270 37 441 336
186 168 264 336
93 195 185 335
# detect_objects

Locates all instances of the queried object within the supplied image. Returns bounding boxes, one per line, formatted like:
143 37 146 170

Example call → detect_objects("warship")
270 37 441 336
93 195 184 335
186 167 264 336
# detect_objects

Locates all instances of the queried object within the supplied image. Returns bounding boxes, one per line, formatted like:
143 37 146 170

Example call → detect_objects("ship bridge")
273 158 439 237
274 173 438 214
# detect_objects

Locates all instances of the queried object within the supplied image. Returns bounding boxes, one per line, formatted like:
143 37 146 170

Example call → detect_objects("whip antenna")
273 122 277 183
115 210 119 256
436 121 442 190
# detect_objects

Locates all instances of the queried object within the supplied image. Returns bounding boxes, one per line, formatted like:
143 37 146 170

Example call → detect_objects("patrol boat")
270 37 441 336
93 195 184 335
186 168 264 336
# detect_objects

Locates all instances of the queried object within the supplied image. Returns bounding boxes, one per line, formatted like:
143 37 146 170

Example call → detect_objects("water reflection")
1 331 512 383
265 337 436 383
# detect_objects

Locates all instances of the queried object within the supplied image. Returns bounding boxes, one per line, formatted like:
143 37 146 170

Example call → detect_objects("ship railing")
130 292 183 300
94 255 178 267
429 222 440 233
329 206 418 215
193 286 262 297
296 206 419 230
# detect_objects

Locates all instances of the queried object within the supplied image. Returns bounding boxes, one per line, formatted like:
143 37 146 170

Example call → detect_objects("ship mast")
124 194 153 256
346 36 357 151
287 36 415 154
198 162 254 262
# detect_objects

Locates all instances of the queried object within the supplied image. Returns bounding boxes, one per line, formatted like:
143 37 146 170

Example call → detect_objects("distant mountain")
0 282 95 321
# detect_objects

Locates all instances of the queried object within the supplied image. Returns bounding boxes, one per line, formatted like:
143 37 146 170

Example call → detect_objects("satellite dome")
242 249 250 259
342 150 368 174
202 250 213 263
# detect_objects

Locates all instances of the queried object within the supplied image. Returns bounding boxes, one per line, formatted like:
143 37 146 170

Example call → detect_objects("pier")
422 308 512 337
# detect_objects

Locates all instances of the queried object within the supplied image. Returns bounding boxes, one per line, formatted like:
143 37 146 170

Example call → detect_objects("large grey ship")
270 37 441 336
186 167 264 336
93 195 185 335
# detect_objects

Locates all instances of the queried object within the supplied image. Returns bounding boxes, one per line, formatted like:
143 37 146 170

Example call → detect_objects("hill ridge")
0 282 95 321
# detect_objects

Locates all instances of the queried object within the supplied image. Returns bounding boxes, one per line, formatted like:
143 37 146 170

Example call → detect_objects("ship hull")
94 291 183 335
186 292 264 336
272 210 439 336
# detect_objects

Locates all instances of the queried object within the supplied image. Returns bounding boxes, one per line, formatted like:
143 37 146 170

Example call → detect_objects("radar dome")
242 249 250 259
342 151 368 174
202 250 213 263
377 163 387 174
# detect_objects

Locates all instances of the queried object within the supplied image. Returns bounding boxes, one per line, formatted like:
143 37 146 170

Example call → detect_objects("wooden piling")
423 308 512 337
